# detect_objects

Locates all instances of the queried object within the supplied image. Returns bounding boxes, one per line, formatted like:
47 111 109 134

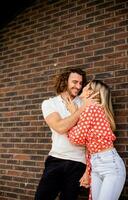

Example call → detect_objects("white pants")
91 148 126 200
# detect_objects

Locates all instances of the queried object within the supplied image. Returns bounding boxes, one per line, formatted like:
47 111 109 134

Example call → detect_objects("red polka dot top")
68 104 116 154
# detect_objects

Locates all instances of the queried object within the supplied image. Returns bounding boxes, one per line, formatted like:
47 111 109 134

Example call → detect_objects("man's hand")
84 91 100 107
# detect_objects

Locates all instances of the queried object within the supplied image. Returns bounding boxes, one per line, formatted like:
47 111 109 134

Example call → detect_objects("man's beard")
67 88 80 99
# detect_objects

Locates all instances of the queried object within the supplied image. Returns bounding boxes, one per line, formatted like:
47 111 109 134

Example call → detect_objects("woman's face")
79 82 93 99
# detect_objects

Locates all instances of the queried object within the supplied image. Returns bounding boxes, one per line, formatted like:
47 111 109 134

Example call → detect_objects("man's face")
67 72 83 99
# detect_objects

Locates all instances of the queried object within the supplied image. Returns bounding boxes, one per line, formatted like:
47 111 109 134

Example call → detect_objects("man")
35 68 88 200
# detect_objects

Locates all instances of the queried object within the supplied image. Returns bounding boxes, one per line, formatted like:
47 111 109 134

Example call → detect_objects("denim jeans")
91 148 126 200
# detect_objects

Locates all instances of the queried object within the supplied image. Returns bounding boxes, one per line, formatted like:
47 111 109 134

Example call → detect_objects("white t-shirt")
42 95 86 164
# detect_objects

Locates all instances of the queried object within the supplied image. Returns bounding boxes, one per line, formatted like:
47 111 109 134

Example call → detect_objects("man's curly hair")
55 68 86 95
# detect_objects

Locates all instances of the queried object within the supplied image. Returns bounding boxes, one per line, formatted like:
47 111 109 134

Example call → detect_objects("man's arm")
44 106 84 134
43 92 99 134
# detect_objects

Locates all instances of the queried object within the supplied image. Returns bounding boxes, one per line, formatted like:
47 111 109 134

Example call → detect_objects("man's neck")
60 91 75 101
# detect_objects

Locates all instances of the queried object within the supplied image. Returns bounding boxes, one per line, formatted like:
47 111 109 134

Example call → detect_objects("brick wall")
0 0 127 199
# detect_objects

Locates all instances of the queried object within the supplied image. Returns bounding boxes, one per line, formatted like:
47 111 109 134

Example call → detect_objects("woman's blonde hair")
89 80 116 131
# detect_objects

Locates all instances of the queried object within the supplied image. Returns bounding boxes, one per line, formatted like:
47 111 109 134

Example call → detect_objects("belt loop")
112 148 116 155
97 154 100 159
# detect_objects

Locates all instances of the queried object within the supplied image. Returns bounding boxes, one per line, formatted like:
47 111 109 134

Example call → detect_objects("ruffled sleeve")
68 107 92 145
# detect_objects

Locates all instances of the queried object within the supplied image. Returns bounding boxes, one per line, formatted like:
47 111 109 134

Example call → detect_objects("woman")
66 80 126 200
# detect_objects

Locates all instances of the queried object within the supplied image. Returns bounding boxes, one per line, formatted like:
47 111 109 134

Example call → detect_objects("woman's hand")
66 99 78 114
61 93 78 114
79 171 90 188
